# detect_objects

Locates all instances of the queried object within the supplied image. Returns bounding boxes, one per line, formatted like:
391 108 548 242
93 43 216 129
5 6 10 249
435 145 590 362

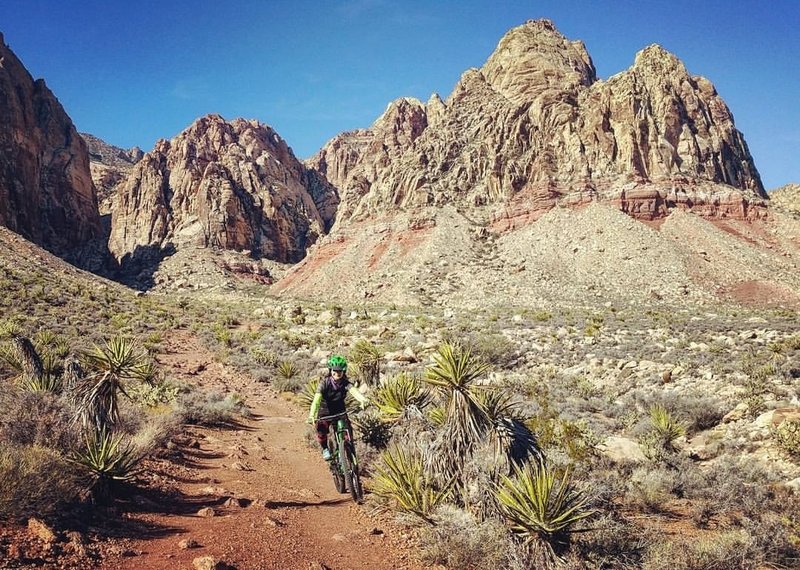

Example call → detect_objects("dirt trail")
98 332 425 570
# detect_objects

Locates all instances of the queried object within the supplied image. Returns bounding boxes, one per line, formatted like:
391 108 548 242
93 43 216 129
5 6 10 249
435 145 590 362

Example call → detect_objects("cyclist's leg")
315 420 330 450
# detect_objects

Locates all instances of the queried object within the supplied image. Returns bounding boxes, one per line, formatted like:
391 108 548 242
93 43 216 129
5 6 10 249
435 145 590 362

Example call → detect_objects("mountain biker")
307 355 368 461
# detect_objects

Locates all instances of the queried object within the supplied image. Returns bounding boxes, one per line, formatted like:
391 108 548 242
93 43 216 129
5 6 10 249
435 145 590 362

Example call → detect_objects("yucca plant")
494 461 593 567
424 342 490 442
424 343 491 489
20 371 63 393
479 390 543 473
277 360 298 379
372 444 453 523
70 428 142 497
427 405 446 426
350 339 382 385
75 337 151 431
374 373 431 423
639 404 687 461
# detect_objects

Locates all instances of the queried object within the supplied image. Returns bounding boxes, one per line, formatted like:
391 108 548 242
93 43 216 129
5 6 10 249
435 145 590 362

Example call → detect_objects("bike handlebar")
316 412 349 421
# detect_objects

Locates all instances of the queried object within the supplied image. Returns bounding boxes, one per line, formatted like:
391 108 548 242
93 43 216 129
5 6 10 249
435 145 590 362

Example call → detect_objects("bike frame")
317 411 363 503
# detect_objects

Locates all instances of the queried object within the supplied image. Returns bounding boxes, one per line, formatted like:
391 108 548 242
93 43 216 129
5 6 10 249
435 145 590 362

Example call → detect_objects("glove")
306 416 314 424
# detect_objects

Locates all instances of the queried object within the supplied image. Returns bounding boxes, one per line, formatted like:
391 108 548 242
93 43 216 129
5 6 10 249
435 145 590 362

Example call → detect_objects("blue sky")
3 0 798 189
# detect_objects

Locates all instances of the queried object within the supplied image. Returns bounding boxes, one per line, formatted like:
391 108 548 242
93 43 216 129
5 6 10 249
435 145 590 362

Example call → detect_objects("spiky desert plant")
374 372 432 423
427 405 446 426
277 359 298 379
350 339 382 386
70 428 142 497
639 404 687 462
424 343 491 487
479 390 544 474
494 461 593 567
297 378 319 409
425 342 490 441
372 444 454 523
75 337 151 431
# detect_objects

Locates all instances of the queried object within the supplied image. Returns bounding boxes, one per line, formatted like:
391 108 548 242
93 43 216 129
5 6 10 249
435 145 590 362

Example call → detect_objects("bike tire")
343 441 364 504
328 437 346 493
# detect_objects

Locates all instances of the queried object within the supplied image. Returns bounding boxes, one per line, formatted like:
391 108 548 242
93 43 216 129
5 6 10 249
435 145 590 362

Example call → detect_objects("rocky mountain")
0 33 102 256
81 133 143 213
309 19 766 231
274 20 797 308
108 115 339 267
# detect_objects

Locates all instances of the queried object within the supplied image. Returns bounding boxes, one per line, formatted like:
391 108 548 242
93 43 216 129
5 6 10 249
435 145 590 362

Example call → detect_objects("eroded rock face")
309 19 767 228
81 133 143 214
0 34 102 254
109 115 339 265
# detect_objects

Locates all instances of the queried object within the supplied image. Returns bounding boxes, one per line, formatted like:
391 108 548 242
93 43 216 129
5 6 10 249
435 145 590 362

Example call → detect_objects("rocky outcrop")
109 115 339 266
309 19 767 228
770 184 800 215
81 133 143 214
0 33 102 254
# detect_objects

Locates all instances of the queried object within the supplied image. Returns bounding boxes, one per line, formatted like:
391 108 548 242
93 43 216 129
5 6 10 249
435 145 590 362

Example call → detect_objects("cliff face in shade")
108 115 339 265
308 20 766 230
0 33 102 254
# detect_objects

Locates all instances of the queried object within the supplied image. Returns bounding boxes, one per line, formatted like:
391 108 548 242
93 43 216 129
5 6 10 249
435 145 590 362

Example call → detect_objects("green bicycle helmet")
327 355 348 372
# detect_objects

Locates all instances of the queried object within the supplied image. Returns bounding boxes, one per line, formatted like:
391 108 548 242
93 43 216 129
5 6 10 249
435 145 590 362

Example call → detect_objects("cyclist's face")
331 370 344 380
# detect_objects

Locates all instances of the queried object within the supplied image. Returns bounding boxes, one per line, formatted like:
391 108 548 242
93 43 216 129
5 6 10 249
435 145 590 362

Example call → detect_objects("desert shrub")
642 531 756 570
176 389 250 426
0 444 83 520
0 388 78 451
771 418 800 458
419 505 525 570
271 373 306 393
129 412 183 455
248 346 278 367
126 378 181 408
351 409 392 449
569 512 645 567
623 466 679 512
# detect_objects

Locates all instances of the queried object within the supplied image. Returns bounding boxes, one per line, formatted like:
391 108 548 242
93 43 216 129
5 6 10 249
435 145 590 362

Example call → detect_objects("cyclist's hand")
306 416 314 425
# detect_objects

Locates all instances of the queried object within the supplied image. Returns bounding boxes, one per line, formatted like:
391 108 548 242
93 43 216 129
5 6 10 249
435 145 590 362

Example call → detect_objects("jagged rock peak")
310 19 766 228
108 114 339 268
482 18 597 104
0 34 101 256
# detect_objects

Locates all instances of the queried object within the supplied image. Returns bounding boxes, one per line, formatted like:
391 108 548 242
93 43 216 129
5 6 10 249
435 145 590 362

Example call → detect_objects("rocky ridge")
0 33 101 256
108 115 339 267
309 19 766 230
81 133 143 213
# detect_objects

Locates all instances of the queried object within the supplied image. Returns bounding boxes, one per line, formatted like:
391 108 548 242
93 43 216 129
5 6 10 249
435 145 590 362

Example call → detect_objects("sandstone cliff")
309 19 767 229
0 34 102 254
82 133 143 214
109 115 339 266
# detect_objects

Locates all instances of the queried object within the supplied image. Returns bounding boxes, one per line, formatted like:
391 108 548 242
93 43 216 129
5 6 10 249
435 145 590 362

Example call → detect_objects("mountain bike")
318 412 364 504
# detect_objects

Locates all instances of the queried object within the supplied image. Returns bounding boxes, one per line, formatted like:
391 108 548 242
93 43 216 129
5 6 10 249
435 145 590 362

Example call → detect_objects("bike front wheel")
342 441 364 504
